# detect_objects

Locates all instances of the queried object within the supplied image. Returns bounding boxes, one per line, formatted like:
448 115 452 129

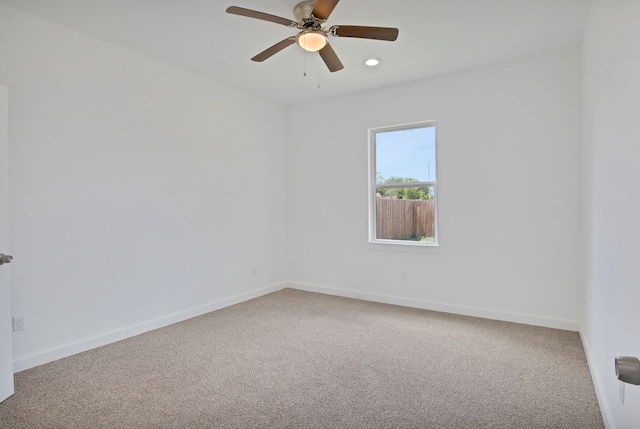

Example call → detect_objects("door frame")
0 83 15 403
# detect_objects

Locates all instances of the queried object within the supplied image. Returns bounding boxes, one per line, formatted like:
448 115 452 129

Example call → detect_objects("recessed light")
365 58 380 67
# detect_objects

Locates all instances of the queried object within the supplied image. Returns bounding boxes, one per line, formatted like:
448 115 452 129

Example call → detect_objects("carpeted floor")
0 288 603 428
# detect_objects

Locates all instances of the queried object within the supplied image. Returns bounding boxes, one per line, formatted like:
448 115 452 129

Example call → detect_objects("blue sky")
375 125 436 183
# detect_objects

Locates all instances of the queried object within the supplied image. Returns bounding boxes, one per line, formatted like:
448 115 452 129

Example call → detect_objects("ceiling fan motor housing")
294 0 325 29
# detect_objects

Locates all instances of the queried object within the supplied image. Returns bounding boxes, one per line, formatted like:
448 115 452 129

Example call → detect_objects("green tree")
376 176 433 200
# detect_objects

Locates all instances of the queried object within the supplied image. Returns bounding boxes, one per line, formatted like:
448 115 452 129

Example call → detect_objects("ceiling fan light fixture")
296 30 327 52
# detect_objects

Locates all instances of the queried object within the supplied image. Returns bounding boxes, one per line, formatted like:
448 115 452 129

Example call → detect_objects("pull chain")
302 51 321 89
303 50 307 77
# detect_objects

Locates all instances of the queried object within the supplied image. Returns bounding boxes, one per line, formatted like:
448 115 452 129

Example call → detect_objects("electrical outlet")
252 267 258 277
401 273 408 283
12 315 25 332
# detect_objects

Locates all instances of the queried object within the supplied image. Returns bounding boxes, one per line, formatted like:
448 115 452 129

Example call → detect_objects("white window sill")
367 240 440 254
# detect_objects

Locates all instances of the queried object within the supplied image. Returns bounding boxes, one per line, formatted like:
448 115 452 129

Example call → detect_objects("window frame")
368 120 439 247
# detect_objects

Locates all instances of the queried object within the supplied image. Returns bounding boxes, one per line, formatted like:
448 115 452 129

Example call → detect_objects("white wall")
0 5 287 370
286 50 583 329
582 1 640 427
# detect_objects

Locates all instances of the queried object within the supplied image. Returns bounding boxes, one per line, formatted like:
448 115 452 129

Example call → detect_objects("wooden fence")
376 198 435 240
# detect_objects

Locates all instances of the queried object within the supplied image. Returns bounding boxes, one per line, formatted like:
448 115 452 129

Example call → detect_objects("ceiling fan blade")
332 25 399 41
318 43 344 72
312 0 340 20
226 6 297 27
251 37 296 62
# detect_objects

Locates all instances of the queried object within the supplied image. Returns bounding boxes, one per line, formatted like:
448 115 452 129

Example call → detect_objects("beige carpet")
0 288 603 428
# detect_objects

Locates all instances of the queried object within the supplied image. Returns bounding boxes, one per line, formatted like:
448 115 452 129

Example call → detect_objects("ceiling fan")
226 0 399 72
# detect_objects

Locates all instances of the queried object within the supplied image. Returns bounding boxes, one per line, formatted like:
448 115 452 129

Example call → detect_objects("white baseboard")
287 282 361 300
14 281 581 373
286 282 580 331
13 283 287 373
579 329 614 429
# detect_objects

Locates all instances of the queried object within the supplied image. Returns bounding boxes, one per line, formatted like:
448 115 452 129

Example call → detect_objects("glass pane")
376 186 436 242
375 126 436 185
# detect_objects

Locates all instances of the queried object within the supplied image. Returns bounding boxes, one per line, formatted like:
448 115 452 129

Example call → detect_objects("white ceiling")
0 0 591 106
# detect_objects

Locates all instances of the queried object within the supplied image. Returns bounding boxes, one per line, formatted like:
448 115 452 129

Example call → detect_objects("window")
368 121 438 245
